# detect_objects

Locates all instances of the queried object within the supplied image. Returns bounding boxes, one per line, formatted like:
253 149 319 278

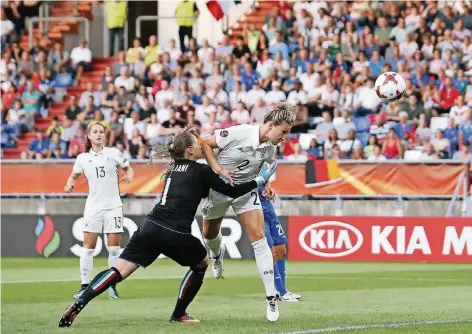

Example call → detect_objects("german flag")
305 160 343 188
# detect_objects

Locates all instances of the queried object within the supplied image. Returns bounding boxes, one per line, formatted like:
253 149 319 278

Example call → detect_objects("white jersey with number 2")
73 147 130 214
215 125 276 184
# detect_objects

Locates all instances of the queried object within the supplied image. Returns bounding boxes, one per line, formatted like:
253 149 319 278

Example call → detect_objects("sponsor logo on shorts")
263 270 274 275
220 130 229 137
298 221 363 258
34 216 61 258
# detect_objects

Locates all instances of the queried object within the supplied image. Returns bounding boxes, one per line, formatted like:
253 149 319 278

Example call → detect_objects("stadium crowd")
2 0 472 163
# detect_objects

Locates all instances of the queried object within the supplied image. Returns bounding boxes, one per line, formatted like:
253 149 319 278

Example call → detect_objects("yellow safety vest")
106 1 127 29
175 1 195 27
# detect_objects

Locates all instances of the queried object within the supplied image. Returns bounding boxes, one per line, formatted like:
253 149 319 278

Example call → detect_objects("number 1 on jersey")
161 178 172 205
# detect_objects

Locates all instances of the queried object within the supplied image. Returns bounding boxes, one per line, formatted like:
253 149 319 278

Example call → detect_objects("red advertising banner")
0 162 467 195
288 216 472 263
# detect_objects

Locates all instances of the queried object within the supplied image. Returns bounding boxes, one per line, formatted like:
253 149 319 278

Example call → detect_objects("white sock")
107 246 121 268
204 232 222 258
80 248 94 285
252 237 276 297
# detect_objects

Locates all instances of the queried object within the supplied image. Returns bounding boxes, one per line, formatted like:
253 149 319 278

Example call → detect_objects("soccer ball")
374 71 406 102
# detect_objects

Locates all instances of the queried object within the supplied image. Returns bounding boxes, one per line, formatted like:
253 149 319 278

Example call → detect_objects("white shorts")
83 206 124 234
201 188 261 220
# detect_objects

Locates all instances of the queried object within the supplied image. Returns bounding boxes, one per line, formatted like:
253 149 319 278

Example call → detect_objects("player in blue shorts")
259 185 302 302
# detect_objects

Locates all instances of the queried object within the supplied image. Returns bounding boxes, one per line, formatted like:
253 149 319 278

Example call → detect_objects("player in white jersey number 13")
201 102 296 322
64 122 134 300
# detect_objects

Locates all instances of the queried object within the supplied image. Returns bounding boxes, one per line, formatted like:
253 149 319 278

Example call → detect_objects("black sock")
81 283 89 289
171 267 206 318
78 267 122 304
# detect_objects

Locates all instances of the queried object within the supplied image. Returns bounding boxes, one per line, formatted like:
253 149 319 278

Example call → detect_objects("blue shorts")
259 186 287 248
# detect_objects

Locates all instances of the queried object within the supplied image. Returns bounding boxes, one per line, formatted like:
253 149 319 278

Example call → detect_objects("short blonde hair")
263 102 296 126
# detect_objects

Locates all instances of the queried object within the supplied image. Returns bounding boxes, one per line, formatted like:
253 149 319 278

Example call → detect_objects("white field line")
288 275 471 282
277 319 472 334
1 274 470 284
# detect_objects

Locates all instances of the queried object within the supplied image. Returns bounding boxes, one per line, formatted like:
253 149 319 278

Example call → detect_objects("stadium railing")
135 15 198 40
28 17 91 49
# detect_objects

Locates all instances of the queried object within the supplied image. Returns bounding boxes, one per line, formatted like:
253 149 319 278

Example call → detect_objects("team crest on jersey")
220 130 229 137
202 206 210 216
260 148 267 159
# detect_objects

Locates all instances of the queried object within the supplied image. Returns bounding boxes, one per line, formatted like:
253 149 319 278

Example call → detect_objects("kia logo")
299 221 363 258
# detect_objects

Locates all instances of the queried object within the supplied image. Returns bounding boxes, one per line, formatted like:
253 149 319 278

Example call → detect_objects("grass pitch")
1 258 472 333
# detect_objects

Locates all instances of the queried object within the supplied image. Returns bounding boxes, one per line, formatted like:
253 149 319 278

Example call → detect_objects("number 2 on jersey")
95 166 105 178
250 192 260 205
236 160 250 170
161 178 172 205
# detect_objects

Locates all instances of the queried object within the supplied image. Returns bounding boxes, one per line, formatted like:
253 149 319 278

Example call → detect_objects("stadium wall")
2 214 470 263
0 198 465 217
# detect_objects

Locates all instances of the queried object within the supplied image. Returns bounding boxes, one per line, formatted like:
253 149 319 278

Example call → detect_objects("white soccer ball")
374 71 406 102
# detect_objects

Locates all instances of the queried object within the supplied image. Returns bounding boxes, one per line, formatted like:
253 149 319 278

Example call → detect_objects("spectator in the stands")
175 0 199 52
162 106 185 132
46 116 63 137
363 134 379 158
79 82 101 108
0 7 14 50
368 144 386 161
369 114 390 142
339 129 361 158
335 110 356 140
21 81 40 125
315 112 334 145
431 129 450 158
112 50 129 75
144 35 159 66
265 81 286 105
231 102 251 125
287 142 308 162
69 126 86 154
126 38 144 64
215 33 234 60
382 129 403 159
449 95 469 126
106 0 127 56
240 63 260 91
290 103 308 134
114 66 135 92
100 66 115 91
354 77 381 116
83 96 99 120
230 37 249 60
324 129 340 158
453 141 472 162
21 129 49 160
433 77 459 114
48 41 70 73
47 132 66 159
459 109 472 144
70 39 92 85
246 80 266 107
65 95 82 121
124 110 145 141
415 114 433 145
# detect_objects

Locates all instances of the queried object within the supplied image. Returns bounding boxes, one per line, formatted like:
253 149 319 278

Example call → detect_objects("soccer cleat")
266 296 279 322
279 292 300 302
285 290 302 300
169 313 201 323
210 243 226 279
109 285 119 299
72 285 87 299
58 300 85 327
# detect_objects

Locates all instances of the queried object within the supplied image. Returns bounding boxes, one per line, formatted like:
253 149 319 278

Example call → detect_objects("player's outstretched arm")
201 135 234 184
203 161 277 199
65 172 81 193
121 165 134 184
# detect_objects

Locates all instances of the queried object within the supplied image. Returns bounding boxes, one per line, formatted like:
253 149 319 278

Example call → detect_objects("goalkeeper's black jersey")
148 159 257 233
